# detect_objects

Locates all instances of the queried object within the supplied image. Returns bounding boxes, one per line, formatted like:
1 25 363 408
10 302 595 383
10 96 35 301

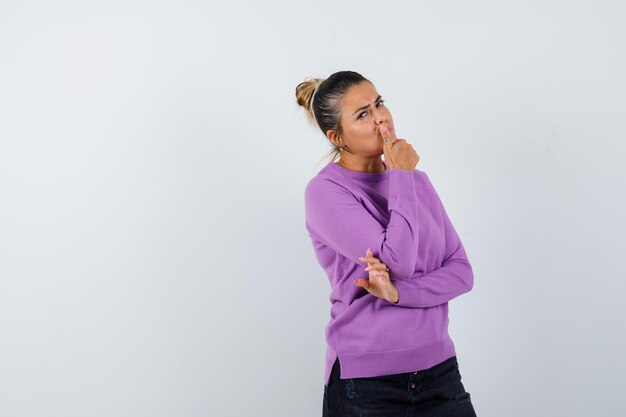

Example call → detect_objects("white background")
1 1 625 416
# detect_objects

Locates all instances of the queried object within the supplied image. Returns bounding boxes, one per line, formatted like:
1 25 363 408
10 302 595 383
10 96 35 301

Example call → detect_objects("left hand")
355 248 399 304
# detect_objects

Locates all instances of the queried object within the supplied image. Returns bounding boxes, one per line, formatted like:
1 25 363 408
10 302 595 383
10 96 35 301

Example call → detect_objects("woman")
295 70 478 416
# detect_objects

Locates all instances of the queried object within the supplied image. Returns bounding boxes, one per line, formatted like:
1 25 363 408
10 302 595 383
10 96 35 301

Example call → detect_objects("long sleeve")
304 168 419 278
391 187 474 308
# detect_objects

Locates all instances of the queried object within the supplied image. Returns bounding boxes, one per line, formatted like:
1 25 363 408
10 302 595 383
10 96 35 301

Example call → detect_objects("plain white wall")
1 0 625 416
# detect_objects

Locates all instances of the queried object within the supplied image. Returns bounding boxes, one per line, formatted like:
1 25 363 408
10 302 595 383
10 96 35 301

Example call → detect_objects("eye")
358 100 385 119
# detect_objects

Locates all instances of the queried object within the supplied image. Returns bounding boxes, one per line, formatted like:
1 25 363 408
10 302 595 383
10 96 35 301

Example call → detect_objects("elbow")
443 247 473 293
443 256 474 294
464 261 474 293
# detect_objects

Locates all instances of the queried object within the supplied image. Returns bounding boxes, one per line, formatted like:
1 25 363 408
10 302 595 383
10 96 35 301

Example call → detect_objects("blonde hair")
295 71 370 165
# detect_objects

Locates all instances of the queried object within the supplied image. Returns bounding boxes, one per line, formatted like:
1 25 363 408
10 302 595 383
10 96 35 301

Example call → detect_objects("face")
328 81 396 156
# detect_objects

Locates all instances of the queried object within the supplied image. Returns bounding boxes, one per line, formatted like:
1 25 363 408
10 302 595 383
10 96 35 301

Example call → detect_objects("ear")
326 129 340 148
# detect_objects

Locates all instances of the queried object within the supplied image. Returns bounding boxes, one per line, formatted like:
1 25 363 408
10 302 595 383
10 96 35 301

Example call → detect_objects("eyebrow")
352 95 382 116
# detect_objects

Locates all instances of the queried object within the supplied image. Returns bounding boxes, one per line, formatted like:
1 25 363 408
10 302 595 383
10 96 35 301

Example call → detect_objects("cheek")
350 123 370 137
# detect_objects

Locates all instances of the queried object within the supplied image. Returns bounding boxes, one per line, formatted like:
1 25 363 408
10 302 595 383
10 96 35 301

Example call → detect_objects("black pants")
323 356 477 417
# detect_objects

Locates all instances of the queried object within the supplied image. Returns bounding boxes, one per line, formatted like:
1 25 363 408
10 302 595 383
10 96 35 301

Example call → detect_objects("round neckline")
328 159 388 180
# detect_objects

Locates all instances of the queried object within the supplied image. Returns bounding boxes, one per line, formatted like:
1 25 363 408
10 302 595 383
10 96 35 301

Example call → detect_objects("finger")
360 255 380 264
360 248 379 264
365 263 389 272
354 278 370 289
365 248 378 266
361 257 390 274
380 125 393 147
380 124 390 139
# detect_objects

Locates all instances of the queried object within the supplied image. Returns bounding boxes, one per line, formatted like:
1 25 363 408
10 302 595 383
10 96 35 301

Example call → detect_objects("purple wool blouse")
304 159 474 386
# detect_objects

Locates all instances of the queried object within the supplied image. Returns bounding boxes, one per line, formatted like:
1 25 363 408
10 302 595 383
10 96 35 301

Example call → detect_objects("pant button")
410 382 416 389
413 371 418 375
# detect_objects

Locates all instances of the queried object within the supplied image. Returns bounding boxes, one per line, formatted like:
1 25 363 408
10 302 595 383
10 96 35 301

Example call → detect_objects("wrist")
391 287 399 304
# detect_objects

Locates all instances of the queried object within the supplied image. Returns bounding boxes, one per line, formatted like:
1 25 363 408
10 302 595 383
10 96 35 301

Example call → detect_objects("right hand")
381 125 420 172
355 248 399 304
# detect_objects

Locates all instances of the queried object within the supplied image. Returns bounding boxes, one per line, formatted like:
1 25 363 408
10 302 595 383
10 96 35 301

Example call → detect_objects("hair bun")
295 77 324 124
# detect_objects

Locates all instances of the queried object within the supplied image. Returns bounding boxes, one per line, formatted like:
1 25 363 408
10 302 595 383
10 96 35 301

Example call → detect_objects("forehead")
342 81 378 109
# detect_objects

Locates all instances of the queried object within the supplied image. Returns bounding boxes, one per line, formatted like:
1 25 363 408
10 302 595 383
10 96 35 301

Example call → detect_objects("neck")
337 156 386 173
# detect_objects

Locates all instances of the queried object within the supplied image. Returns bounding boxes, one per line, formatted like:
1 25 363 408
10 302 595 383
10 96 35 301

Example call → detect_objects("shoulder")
414 167 428 178
304 174 354 201
413 167 434 189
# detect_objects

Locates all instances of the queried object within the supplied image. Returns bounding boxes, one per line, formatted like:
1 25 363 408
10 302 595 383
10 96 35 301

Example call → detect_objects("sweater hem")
335 337 456 381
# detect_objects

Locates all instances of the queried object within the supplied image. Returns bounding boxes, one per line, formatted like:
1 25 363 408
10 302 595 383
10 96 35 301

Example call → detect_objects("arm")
304 168 419 278
391 185 474 308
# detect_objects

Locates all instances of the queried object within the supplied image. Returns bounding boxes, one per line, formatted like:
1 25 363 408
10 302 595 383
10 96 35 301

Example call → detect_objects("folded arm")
304 169 420 278
391 185 474 308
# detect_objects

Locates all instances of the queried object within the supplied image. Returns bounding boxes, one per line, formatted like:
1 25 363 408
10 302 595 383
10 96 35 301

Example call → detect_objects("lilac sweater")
304 159 474 386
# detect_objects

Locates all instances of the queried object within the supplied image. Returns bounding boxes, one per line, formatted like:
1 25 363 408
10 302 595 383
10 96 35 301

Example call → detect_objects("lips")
380 125 393 134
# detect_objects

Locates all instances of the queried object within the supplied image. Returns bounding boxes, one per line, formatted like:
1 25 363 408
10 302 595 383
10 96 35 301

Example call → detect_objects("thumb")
354 278 370 289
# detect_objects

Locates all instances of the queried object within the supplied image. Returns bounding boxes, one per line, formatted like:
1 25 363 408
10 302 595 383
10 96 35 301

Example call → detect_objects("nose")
375 111 387 124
